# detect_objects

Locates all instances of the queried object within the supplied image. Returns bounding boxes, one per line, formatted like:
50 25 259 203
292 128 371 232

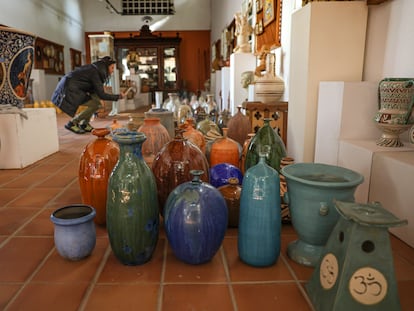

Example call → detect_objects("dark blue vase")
164 170 228 264
209 163 243 188
238 153 281 267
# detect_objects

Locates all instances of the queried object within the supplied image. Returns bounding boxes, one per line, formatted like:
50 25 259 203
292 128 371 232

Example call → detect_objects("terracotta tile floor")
1 109 414 310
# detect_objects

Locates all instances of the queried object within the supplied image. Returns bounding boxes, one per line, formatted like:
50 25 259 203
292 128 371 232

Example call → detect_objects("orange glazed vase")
181 118 206 153
138 117 171 168
209 128 240 169
78 128 119 225
227 106 251 146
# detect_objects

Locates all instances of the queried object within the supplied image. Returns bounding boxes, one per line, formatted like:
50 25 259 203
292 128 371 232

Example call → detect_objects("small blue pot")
50 204 96 261
209 163 243 188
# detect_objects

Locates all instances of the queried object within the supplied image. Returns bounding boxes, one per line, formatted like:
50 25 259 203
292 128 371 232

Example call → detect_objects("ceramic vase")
227 106 251 146
209 163 243 188
152 129 210 216
181 118 206 153
145 108 175 139
281 162 364 267
138 117 171 168
79 128 119 225
244 118 286 173
218 177 242 228
240 133 256 175
238 153 281 267
163 92 181 120
106 131 159 265
0 26 36 109
209 128 240 168
164 170 228 264
50 204 96 261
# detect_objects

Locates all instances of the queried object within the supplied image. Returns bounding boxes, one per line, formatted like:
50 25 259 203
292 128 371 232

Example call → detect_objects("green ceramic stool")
306 200 407 311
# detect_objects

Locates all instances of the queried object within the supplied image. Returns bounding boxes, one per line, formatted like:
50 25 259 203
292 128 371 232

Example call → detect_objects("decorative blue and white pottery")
50 204 96 261
209 162 243 188
164 170 228 265
238 153 281 267
0 26 36 109
281 162 364 267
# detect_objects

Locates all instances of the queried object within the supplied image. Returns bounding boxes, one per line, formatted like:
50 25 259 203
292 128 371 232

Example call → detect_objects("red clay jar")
209 128 240 169
78 128 119 225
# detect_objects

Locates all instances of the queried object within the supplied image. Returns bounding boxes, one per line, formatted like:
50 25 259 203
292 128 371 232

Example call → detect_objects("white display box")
338 140 414 203
370 151 414 248
0 108 59 169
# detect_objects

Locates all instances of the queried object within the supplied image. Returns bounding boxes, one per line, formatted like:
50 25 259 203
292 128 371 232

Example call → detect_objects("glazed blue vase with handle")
238 152 281 267
164 170 228 265
106 131 159 266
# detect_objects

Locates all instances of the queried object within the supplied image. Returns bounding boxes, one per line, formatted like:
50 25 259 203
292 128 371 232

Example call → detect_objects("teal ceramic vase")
238 153 281 267
106 131 159 265
244 118 286 173
281 163 364 267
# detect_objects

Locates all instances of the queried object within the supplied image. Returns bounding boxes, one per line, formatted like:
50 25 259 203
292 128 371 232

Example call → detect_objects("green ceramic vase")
244 118 286 173
106 131 159 265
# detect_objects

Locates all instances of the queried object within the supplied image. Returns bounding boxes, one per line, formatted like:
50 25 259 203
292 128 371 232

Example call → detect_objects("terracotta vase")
152 129 210 216
181 118 206 153
145 108 175 139
78 128 119 225
227 106 251 146
218 177 242 228
209 128 240 168
138 117 171 168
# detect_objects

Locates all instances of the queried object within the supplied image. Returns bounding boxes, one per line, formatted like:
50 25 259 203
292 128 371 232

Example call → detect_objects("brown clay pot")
152 129 210 216
78 128 119 225
181 118 206 153
138 117 171 168
218 177 242 228
209 128 240 169
227 106 251 146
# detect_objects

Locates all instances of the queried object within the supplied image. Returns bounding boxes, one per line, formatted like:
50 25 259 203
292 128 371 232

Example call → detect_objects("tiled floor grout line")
77 245 112 311
220 245 238 311
3 245 56 311
157 238 168 311
280 253 315 311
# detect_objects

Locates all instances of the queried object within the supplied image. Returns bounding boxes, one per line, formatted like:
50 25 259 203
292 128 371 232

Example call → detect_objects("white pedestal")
370 151 414 248
337 140 414 203
287 2 368 162
230 53 256 115
315 81 381 165
0 108 59 169
221 67 230 111
214 70 222 110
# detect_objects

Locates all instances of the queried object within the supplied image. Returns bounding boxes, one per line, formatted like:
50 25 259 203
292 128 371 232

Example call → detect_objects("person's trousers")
72 93 101 124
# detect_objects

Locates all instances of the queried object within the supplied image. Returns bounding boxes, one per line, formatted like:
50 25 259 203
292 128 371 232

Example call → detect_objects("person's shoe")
80 122 94 132
65 121 85 134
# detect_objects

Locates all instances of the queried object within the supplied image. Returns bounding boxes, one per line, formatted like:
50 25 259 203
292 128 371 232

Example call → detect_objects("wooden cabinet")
114 25 181 95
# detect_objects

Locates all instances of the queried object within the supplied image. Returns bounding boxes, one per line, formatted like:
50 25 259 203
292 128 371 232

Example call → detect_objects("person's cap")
99 56 116 66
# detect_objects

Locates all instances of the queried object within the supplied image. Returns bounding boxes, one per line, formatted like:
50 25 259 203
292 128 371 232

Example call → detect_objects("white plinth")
221 67 230 111
214 70 222 110
230 53 256 115
0 108 59 169
337 140 414 203
370 151 414 248
288 2 368 162
315 81 381 165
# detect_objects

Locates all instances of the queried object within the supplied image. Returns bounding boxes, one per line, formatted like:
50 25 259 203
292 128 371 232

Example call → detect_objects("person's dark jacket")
51 59 120 117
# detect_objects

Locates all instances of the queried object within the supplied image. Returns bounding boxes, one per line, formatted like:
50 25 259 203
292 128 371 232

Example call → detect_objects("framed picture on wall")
263 0 275 27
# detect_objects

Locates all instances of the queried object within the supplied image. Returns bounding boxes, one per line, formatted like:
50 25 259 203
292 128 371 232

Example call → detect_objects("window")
121 0 175 15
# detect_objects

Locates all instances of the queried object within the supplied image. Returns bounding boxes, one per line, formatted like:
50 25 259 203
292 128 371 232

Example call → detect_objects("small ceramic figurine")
233 12 253 53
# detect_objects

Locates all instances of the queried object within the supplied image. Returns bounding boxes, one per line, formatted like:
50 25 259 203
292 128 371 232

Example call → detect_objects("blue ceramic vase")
238 153 281 267
106 131 159 265
209 163 243 188
164 170 228 264
244 118 286 173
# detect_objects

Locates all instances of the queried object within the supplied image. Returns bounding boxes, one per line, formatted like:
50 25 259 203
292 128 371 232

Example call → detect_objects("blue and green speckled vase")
106 131 159 265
